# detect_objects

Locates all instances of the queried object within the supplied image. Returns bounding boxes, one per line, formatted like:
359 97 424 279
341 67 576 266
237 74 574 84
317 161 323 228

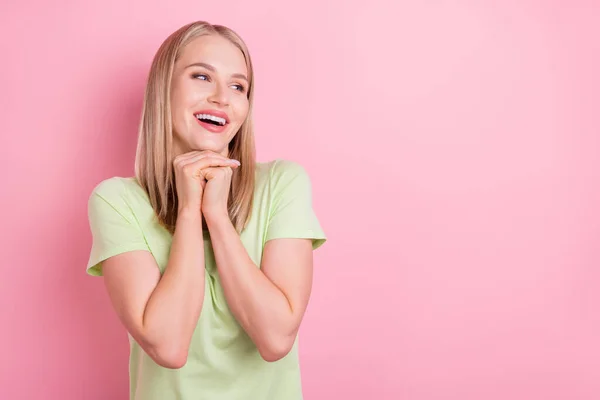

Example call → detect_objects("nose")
207 82 230 107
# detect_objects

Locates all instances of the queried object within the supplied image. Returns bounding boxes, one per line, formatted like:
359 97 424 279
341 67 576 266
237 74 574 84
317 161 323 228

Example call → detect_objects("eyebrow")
185 62 249 83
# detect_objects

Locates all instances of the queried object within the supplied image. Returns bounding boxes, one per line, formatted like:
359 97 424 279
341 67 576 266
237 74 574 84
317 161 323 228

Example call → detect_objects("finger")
179 152 239 168
193 157 239 170
173 150 228 167
202 166 233 180
183 158 239 178
173 150 205 166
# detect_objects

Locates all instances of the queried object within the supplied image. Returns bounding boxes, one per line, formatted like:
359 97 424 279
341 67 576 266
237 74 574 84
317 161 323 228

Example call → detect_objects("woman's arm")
204 213 314 362
102 208 205 369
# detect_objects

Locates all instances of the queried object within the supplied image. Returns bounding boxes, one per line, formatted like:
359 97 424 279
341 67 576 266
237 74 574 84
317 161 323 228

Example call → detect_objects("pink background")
1 1 599 399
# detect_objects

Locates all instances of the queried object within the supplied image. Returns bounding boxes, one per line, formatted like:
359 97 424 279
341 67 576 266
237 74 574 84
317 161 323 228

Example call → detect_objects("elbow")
156 353 188 370
145 341 189 369
257 334 295 363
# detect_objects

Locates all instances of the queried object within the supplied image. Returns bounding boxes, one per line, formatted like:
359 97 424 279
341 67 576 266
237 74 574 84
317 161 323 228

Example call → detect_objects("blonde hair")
134 21 256 234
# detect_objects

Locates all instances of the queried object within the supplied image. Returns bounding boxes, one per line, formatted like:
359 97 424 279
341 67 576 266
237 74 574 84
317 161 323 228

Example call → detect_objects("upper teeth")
195 113 226 125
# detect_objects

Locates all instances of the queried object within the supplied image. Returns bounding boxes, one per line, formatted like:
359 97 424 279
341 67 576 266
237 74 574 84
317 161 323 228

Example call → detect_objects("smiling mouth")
195 113 227 126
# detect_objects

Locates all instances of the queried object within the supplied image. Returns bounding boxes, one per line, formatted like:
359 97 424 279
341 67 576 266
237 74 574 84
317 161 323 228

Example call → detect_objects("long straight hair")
134 21 256 234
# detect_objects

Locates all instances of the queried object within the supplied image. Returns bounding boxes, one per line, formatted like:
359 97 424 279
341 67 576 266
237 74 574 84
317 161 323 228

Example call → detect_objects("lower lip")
196 118 227 133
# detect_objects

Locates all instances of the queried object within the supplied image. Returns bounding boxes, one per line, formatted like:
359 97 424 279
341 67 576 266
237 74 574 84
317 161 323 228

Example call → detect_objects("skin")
101 34 315 368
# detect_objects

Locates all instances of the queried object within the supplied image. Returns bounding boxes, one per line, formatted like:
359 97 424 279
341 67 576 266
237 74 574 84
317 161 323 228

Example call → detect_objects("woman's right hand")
173 151 240 214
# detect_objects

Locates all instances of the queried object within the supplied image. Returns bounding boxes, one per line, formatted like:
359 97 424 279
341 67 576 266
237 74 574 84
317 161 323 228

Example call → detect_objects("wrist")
177 207 202 222
203 209 231 226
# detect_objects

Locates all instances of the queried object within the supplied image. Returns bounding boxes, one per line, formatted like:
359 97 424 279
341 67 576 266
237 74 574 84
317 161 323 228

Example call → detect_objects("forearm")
205 214 297 360
141 209 205 363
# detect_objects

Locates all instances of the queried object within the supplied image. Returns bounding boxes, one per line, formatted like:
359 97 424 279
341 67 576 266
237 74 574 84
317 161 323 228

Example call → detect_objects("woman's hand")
201 162 239 221
172 151 240 215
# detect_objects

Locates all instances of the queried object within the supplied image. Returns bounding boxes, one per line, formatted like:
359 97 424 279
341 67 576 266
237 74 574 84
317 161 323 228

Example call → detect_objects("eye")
192 73 209 81
231 84 245 92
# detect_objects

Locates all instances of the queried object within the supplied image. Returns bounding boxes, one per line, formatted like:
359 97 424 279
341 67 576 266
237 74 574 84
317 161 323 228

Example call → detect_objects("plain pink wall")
1 1 599 399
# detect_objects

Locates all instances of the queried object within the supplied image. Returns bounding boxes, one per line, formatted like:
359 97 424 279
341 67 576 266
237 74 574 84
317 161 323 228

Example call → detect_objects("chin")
192 138 229 154
196 129 238 152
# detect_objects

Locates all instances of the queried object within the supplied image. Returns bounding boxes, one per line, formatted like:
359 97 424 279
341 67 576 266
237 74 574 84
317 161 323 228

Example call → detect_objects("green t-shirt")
86 159 326 400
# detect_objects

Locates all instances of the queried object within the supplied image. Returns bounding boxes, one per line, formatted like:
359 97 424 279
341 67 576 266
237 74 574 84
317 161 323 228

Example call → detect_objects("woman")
86 21 326 400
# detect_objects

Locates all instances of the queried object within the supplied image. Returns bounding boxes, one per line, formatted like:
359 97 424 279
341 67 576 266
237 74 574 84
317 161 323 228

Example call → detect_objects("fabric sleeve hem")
265 230 327 251
86 243 151 277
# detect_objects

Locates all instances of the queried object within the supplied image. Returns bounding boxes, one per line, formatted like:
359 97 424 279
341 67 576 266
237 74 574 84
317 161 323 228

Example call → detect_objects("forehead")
177 34 248 77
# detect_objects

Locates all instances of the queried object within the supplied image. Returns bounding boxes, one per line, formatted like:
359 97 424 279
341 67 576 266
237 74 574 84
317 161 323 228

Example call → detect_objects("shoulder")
90 176 139 199
258 159 312 186
91 176 127 196
88 176 146 211
255 159 314 202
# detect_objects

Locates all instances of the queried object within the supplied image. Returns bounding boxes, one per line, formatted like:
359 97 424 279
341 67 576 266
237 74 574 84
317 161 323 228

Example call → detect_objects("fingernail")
231 159 241 165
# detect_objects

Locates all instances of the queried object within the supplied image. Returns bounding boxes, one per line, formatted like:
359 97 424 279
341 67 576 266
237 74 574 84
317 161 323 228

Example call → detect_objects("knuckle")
182 164 194 175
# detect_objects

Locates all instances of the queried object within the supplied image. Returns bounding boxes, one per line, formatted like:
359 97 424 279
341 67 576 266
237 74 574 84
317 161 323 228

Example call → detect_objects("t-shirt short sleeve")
86 178 150 276
265 160 327 250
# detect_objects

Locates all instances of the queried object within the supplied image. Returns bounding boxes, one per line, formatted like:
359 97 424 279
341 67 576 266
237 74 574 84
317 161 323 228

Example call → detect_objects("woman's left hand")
201 163 237 221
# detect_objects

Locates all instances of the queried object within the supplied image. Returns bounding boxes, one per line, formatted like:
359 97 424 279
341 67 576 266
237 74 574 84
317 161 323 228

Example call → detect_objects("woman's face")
170 34 250 157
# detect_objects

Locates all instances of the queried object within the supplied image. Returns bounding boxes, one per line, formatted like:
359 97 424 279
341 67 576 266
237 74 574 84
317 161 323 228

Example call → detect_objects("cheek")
170 86 185 120
234 98 250 122
172 79 201 111
172 90 197 131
